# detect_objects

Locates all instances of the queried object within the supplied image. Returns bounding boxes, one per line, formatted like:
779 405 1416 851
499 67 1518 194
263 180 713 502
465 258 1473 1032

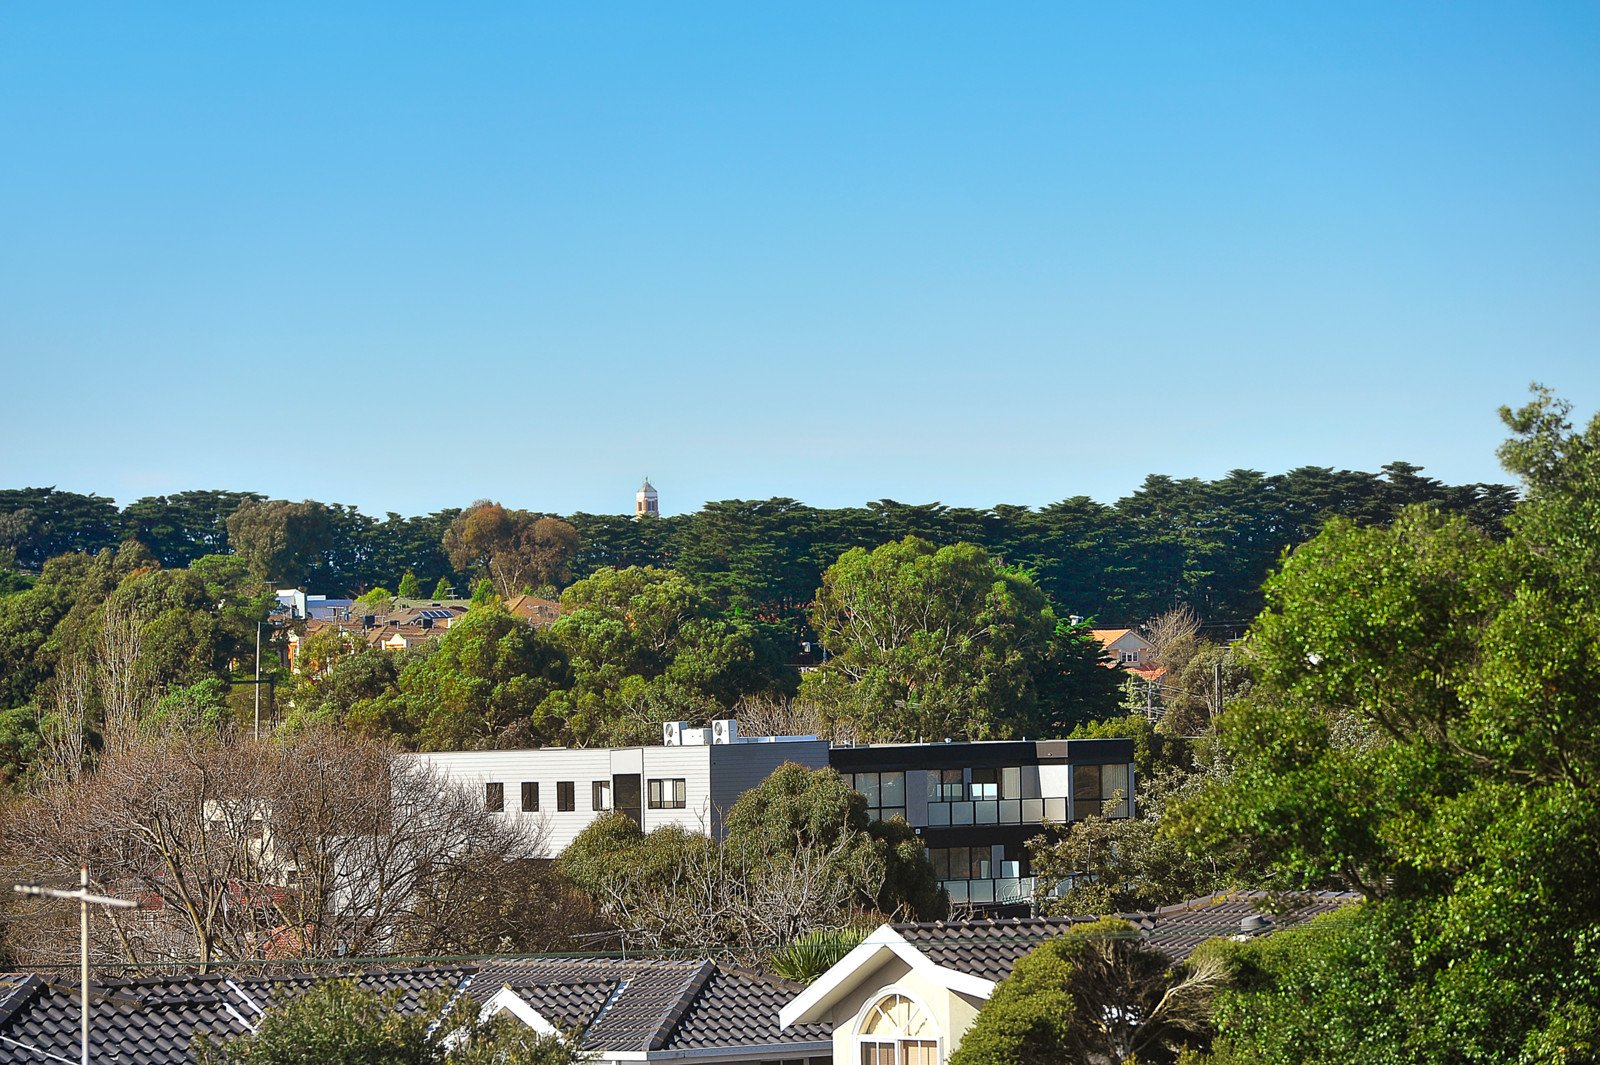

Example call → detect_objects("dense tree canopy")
804 537 1112 739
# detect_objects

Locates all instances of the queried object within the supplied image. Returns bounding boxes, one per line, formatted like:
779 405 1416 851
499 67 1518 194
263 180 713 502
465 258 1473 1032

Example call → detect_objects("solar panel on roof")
419 609 454 619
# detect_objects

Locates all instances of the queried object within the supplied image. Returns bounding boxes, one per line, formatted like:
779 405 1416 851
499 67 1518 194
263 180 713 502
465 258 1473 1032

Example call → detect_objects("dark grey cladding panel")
828 737 1135 771
915 824 1050 850
828 741 1040 771
1051 737 1135 764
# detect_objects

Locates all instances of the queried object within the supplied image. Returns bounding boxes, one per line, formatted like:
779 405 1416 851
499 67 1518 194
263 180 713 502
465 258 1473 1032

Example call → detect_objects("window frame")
556 781 575 812
484 782 504 813
521 781 539 812
647 777 687 810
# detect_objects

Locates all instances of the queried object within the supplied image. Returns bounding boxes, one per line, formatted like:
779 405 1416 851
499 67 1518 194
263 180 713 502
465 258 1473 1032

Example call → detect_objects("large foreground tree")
1169 387 1600 1063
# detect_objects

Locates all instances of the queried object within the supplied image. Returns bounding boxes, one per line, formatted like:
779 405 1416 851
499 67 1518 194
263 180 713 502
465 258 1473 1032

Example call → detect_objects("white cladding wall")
408 740 829 853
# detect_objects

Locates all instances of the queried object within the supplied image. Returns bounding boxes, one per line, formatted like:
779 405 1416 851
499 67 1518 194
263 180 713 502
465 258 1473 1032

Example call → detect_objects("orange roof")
1090 628 1135 644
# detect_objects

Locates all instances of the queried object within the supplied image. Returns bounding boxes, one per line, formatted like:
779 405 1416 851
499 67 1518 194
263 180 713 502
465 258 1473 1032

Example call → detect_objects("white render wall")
405 739 828 854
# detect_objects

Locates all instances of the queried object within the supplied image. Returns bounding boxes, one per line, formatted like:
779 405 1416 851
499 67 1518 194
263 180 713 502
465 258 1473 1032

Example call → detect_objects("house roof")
502 595 562 625
0 966 471 1065
893 890 1356 979
0 958 829 1064
783 890 1358 1029
471 957 829 1054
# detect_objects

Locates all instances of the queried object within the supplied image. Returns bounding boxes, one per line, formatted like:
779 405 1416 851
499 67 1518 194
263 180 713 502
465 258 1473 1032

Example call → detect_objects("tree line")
1 459 1515 628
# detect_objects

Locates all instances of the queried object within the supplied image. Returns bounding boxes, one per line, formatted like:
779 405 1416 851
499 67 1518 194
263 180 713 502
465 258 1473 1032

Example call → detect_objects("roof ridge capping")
648 959 716 1051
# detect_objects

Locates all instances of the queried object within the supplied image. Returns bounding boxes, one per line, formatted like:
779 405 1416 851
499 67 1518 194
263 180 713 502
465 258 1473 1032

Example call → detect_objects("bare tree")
2 729 551 971
1143 606 1202 675
94 597 147 755
734 693 866 745
577 826 885 966
39 650 91 784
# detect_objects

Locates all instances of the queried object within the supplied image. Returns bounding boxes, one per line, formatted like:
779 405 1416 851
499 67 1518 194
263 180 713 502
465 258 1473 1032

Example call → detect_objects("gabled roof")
473 957 829 1056
1090 628 1145 646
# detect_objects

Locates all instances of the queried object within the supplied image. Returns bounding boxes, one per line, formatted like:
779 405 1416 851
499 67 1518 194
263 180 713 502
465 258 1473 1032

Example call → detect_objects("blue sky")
2 3 1596 516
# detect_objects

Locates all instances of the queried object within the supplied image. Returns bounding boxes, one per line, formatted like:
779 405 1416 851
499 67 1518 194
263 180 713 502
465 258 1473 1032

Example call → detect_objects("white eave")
779 925 997 1029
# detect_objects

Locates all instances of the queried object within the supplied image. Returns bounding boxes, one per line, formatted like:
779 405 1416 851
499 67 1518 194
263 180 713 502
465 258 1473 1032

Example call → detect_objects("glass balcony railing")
925 797 1069 827
942 876 1037 906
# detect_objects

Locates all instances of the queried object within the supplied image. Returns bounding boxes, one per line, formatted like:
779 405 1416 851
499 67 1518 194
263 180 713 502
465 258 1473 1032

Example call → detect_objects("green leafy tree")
396 570 422 599
399 604 569 750
193 979 582 1065
225 499 334 588
561 765 943 963
536 566 794 745
443 502 580 598
1167 387 1600 1062
804 537 1056 740
431 576 457 599
950 918 1223 1065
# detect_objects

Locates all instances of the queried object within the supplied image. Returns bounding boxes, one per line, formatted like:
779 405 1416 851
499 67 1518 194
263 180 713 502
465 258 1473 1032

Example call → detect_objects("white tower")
635 479 659 519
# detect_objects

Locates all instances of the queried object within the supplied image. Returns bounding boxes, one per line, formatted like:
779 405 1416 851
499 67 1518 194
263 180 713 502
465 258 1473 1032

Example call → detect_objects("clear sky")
2 3 1596 517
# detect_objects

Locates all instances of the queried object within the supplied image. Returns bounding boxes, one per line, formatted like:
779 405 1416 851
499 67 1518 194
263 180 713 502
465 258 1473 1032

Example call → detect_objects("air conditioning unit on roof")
711 719 738 744
663 721 688 746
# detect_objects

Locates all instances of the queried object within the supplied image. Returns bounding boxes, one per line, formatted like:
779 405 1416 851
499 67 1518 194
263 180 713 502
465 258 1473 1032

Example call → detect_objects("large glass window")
928 846 992 881
592 780 612 811
484 782 504 813
557 781 575 812
520 782 539 812
849 771 907 822
927 768 964 802
1073 763 1131 819
648 778 687 809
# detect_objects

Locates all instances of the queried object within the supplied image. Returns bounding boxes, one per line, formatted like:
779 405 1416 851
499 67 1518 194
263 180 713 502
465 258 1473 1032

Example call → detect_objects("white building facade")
404 723 829 852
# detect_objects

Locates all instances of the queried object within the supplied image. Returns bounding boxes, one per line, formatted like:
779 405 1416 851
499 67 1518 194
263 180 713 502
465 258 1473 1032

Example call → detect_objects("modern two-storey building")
409 723 1134 909
830 737 1134 907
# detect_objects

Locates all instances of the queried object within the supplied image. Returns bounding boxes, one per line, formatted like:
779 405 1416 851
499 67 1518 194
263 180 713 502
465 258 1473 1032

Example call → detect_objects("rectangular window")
1074 764 1129 818
647 778 687 809
484 782 504 813
521 781 539 812
970 767 1001 800
592 780 611 811
928 846 992 881
927 768 964 802
851 771 906 822
557 781 575 812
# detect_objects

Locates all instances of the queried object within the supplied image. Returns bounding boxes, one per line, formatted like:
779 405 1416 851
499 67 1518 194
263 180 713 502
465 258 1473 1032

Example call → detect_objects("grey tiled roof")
0 966 471 1065
894 890 1358 981
668 966 831 1051
0 955 830 1064
472 957 830 1054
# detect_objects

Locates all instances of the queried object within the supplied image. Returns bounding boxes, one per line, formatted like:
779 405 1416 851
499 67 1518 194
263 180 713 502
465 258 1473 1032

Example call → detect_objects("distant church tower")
635 478 659 519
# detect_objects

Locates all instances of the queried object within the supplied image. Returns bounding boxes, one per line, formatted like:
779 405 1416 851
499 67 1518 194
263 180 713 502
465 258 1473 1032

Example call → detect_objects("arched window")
857 993 938 1065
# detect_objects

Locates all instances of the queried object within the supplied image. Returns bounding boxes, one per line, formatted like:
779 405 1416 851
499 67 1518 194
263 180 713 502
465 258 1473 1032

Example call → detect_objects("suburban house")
502 593 562 627
780 891 1357 1065
404 721 830 851
412 726 1137 908
1090 628 1155 671
0 957 832 1065
829 738 1136 908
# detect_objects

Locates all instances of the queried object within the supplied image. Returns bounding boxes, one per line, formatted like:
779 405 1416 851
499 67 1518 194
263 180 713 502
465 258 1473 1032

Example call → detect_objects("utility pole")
14 867 137 1065
254 619 262 740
